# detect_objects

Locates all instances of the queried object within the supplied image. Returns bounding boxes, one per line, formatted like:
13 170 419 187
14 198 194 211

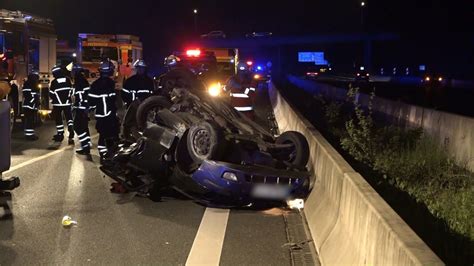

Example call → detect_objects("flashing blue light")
257 66 262 71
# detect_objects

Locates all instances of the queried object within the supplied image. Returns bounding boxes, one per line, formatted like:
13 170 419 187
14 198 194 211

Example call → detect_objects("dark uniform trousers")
73 109 91 149
52 105 74 139
96 116 119 157
23 108 36 136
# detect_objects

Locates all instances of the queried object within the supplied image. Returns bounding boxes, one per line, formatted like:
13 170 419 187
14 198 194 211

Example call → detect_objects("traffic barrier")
288 74 474 172
268 83 443 265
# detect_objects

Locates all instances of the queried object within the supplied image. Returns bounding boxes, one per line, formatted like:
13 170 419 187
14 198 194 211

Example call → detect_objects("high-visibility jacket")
121 74 154 106
88 77 117 118
73 75 90 111
49 77 73 107
22 81 40 110
226 76 256 112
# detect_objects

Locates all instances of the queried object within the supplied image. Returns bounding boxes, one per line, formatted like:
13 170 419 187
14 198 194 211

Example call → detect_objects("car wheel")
159 68 200 95
186 121 225 165
276 131 309 168
136 96 172 130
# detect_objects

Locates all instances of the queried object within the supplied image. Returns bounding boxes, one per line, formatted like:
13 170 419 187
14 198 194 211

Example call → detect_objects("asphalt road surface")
0 84 318 265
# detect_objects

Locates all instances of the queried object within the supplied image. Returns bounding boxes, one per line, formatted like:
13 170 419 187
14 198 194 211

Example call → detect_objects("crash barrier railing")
268 83 443 265
288 74 474 172
0 101 11 174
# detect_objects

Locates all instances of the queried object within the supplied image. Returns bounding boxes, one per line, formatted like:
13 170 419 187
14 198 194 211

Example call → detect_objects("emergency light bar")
186 49 201 57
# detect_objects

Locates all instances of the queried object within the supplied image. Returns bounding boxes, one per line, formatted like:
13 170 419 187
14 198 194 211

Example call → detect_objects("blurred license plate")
251 184 290 200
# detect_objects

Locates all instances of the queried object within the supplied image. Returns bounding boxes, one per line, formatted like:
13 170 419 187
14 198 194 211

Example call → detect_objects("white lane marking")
186 208 230 266
5 134 99 174
52 153 87 264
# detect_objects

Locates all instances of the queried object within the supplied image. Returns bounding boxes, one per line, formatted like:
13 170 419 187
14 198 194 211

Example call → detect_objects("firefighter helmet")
133 59 147 68
99 60 115 74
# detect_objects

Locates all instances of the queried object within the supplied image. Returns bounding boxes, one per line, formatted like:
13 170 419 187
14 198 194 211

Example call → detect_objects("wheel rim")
192 129 211 157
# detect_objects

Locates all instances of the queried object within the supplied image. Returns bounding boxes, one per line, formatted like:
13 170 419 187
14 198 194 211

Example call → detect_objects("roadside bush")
340 86 474 240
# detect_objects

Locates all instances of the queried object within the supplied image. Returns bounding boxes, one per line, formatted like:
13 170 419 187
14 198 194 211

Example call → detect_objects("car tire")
276 131 309 168
186 121 225 165
159 68 202 95
136 96 172 130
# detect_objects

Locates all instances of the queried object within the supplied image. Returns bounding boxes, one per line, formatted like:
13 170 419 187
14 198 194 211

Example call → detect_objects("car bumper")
187 160 310 206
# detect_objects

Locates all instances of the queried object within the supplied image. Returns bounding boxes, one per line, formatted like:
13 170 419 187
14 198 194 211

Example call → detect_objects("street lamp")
193 9 198 34
360 1 366 28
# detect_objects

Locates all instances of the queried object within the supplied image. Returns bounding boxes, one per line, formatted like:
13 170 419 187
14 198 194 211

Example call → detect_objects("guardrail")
268 83 443 265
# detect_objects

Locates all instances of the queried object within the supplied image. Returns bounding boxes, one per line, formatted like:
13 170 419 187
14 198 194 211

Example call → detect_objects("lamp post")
360 1 366 29
193 9 198 35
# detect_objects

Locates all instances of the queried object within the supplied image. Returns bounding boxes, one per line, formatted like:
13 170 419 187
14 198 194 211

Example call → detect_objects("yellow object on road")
62 215 77 227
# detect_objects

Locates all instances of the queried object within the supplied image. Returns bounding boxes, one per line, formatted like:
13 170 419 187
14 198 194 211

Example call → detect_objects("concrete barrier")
268 83 443 265
288 75 474 172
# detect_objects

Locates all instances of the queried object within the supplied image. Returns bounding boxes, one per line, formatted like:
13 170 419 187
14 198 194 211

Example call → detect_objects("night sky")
3 0 473 70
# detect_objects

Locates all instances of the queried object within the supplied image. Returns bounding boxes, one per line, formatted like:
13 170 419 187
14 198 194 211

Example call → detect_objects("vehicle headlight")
38 84 42 89
208 82 222 97
222 172 238 182
253 74 261 80
286 198 304 210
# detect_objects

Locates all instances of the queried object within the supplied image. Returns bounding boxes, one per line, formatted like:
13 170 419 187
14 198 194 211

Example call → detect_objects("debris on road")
61 215 77 227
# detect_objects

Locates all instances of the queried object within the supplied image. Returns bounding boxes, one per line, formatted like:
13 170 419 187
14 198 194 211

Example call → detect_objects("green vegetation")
319 86 474 240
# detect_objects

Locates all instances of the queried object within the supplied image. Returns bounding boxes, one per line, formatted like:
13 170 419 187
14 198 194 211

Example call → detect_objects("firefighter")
22 72 40 140
121 59 154 107
226 62 256 119
49 65 74 144
88 60 119 162
72 64 91 155
121 59 154 141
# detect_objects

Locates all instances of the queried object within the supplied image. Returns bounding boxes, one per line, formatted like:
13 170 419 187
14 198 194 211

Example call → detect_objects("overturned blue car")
101 87 310 208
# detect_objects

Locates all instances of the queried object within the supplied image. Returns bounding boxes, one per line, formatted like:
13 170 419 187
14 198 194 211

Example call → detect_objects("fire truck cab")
77 33 143 86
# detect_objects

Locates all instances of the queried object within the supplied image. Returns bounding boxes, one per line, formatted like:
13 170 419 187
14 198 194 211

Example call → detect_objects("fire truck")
205 48 239 77
77 33 143 86
0 9 57 118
